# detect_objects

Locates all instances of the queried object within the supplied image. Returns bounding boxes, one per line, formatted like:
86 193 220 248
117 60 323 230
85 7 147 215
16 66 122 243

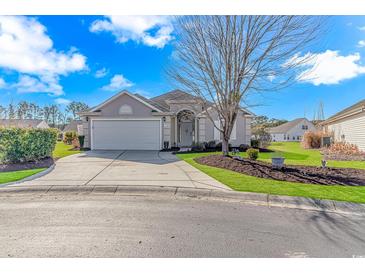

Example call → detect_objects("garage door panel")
92 120 160 150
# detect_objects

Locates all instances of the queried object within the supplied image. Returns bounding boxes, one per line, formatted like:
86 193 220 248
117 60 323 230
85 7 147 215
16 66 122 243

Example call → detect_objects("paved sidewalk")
11 150 230 191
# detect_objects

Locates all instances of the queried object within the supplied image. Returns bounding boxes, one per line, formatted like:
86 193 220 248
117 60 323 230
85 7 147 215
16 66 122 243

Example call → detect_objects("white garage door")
91 120 161 150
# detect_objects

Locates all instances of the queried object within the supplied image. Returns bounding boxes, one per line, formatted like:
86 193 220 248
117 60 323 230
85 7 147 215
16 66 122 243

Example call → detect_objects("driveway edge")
0 164 56 188
0 185 364 215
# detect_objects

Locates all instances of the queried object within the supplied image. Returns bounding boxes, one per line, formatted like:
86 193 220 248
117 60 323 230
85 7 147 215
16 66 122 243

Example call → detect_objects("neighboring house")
268 118 315 142
320 99 365 151
79 90 254 150
0 119 49 129
63 120 83 136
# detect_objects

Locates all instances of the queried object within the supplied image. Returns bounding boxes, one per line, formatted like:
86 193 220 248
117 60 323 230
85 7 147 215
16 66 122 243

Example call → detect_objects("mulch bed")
195 155 365 186
0 157 54 172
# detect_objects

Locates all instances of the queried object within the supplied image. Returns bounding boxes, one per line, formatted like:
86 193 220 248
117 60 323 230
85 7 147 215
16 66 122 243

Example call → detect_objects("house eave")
321 106 365 126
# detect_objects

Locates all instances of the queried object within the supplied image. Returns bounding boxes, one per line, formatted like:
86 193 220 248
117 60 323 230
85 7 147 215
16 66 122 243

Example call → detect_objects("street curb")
0 164 55 188
0 184 364 215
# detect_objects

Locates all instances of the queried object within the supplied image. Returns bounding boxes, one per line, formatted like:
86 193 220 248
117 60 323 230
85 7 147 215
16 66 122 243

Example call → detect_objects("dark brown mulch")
0 157 54 172
196 155 365 186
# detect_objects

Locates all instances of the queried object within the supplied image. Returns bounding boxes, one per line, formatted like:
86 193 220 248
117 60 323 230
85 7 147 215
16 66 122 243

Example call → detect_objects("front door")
180 122 193 147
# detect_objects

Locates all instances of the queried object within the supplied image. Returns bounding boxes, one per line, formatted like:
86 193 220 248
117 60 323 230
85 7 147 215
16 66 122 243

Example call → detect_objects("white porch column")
174 116 178 146
194 117 198 143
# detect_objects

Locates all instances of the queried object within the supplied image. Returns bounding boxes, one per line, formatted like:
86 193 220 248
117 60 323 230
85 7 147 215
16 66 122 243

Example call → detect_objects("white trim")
90 117 162 150
89 90 162 113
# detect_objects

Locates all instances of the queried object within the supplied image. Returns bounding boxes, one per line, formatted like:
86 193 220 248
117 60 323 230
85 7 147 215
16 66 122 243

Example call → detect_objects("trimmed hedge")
247 148 259 160
0 127 57 163
63 131 77 145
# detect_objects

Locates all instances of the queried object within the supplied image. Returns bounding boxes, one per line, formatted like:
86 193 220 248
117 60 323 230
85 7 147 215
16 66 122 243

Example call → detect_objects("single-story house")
268 118 315 142
0 119 49 129
320 99 365 151
79 90 254 150
63 120 83 135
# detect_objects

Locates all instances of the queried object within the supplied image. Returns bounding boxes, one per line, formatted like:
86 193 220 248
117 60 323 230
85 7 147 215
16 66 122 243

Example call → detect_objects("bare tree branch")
167 15 325 155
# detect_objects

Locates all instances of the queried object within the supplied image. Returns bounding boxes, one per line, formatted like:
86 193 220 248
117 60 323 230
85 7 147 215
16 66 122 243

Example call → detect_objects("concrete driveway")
18 150 230 190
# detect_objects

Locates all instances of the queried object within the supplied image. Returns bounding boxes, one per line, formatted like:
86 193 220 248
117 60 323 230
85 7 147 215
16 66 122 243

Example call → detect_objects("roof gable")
0 119 45 128
89 90 163 113
268 118 308 134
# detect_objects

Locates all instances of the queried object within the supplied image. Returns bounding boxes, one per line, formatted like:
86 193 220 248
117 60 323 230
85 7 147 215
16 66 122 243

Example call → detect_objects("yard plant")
246 148 259 160
0 127 57 163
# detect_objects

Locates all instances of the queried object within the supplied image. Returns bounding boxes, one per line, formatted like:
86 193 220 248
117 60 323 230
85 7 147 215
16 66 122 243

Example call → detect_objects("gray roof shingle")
268 118 307 134
0 119 46 128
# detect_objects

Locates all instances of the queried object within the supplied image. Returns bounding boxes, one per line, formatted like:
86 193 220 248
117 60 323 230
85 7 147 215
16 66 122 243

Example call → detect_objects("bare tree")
66 101 89 120
169 16 323 155
0 105 7 119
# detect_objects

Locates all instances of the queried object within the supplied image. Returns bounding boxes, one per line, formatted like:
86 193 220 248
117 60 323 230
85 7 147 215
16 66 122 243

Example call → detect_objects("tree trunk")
222 137 230 156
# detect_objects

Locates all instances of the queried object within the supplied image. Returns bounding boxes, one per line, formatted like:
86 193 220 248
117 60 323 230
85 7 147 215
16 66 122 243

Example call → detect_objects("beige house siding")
326 112 365 151
80 91 253 149
204 110 250 146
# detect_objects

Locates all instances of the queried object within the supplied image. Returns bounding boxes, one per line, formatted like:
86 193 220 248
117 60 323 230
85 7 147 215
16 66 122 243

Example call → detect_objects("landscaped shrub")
0 127 57 163
215 142 232 152
191 142 206 152
326 142 363 155
250 139 259 148
302 130 324 149
206 140 216 150
321 142 365 161
247 148 259 160
78 135 85 148
63 131 77 145
238 144 250 152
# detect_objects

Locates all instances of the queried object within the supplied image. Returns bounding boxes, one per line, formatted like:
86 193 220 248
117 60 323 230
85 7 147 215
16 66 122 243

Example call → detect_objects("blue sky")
0 15 365 120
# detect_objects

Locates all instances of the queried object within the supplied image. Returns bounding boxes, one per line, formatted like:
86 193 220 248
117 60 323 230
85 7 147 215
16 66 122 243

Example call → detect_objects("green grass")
53 141 81 159
176 142 365 203
244 142 365 169
0 168 46 184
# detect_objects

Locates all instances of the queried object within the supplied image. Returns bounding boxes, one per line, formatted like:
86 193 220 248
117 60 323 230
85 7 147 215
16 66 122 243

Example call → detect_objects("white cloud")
295 50 365 85
0 16 87 96
13 74 64 96
54 98 71 105
90 16 174 48
0 77 6 88
101 74 134 91
358 26 365 31
95 67 108 78
357 40 365 48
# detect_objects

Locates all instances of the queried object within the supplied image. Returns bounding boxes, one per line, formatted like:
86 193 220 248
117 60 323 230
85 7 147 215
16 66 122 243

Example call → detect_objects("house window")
297 136 300 140
292 136 295 140
302 125 308 130
119 104 133 115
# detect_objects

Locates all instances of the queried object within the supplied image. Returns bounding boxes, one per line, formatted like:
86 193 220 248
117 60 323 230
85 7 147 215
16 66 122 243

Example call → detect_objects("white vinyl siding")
327 112 365 151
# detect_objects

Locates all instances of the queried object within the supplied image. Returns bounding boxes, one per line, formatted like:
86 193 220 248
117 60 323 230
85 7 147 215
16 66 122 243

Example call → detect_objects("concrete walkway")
15 150 230 190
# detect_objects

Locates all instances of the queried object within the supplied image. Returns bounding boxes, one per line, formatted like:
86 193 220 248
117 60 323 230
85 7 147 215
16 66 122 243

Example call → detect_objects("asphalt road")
0 193 364 257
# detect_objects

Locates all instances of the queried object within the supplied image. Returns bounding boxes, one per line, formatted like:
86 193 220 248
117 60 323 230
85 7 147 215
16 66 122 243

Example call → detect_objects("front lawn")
53 141 81 159
249 142 365 169
0 168 46 185
177 142 365 203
